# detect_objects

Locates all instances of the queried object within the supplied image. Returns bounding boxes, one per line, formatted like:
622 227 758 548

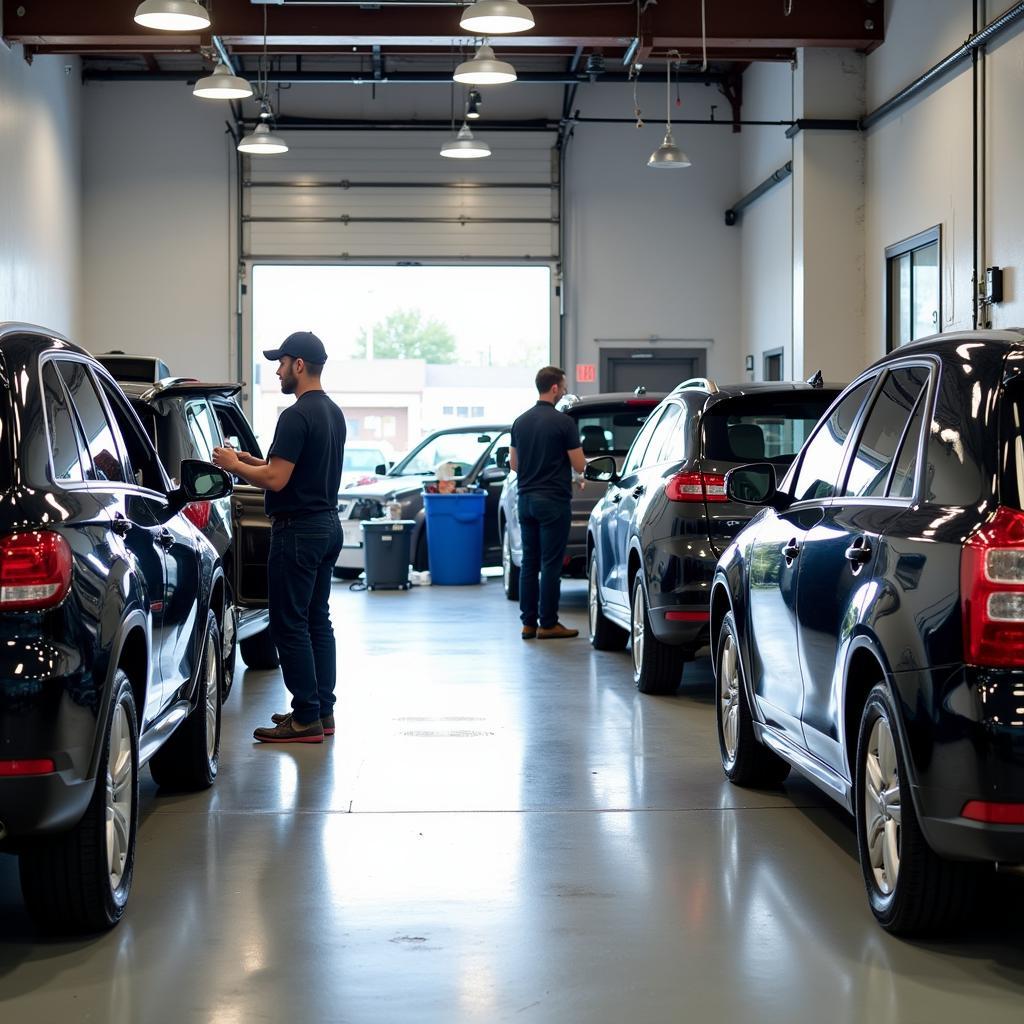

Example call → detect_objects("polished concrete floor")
2 579 1024 1023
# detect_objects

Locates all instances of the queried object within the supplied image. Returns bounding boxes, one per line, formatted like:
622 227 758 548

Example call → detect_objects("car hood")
338 474 431 501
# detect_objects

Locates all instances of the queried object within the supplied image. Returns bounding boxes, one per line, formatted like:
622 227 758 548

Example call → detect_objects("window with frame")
97 377 166 492
185 400 222 461
887 227 940 351
642 404 683 466
57 361 127 484
763 349 784 382
41 362 88 482
621 405 671 476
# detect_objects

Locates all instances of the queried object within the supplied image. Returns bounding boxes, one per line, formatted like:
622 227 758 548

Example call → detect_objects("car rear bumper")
0 770 95 844
644 534 717 648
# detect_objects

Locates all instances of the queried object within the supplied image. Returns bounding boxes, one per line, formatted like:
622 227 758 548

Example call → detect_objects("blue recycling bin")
422 490 486 585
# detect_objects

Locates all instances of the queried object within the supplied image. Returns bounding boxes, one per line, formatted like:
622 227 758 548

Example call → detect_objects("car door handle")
632 485 645 498
611 493 623 504
158 529 175 550
783 540 801 561
111 513 130 537
845 539 872 565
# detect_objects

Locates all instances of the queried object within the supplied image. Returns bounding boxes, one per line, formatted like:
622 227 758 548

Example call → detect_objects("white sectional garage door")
242 130 559 261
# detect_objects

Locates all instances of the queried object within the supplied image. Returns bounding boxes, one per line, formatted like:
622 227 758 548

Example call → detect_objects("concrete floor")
2 578 1024 1022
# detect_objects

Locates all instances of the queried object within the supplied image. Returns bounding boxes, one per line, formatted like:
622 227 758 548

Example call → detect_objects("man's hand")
212 446 241 472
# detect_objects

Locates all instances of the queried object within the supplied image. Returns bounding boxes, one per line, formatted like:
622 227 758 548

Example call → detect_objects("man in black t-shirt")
213 331 345 743
510 366 586 640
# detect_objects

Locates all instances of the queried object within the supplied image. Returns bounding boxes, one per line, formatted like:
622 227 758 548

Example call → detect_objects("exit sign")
576 364 596 384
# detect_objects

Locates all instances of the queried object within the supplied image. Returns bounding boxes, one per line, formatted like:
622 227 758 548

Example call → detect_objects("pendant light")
134 0 210 31
465 89 483 120
194 61 253 100
648 59 690 169
454 43 517 85
459 0 535 34
440 123 491 159
238 122 289 155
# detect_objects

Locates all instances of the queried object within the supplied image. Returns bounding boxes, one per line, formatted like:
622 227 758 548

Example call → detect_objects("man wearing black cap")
213 331 346 744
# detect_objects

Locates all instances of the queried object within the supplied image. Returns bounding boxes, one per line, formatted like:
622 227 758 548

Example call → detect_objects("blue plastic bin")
422 490 486 585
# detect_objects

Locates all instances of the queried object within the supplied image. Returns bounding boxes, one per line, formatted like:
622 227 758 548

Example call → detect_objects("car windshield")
702 392 840 464
392 431 495 476
574 405 658 455
345 448 386 473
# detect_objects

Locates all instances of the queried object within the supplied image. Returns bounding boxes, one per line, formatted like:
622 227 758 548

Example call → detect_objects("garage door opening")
251 264 552 462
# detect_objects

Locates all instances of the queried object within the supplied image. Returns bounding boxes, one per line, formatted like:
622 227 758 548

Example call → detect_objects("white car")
339 442 396 491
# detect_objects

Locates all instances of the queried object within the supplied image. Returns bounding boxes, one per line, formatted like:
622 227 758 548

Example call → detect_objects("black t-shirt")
510 401 581 501
265 391 347 517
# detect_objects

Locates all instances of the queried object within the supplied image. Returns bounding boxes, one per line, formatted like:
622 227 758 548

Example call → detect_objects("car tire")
19 671 139 934
589 552 627 650
502 527 520 602
630 573 686 695
221 586 238 702
150 610 222 791
715 611 790 787
240 626 279 670
855 683 980 936
332 566 362 581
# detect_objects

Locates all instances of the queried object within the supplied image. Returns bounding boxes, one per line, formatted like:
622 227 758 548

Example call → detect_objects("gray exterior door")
600 348 707 393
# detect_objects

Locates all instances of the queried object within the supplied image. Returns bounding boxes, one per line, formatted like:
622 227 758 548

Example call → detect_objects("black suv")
711 331 1024 935
0 325 232 933
586 378 841 694
106 374 276 684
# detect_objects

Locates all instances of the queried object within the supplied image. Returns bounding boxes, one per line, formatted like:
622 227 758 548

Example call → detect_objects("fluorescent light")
440 124 491 159
460 1 535 34
193 62 253 100
134 0 211 31
454 44 517 86
237 124 289 155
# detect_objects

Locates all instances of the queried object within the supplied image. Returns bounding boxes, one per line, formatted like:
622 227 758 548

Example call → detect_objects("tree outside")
355 309 457 364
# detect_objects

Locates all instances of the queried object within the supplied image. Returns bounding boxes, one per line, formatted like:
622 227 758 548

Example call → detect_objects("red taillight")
961 800 1024 825
665 610 711 622
0 759 56 777
183 501 211 530
960 506 1024 667
665 471 727 503
0 532 73 611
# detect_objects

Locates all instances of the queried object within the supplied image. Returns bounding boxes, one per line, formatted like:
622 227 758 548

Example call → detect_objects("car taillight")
0 759 56 777
961 800 1024 825
960 505 1024 667
0 532 73 611
665 471 727 503
183 501 211 530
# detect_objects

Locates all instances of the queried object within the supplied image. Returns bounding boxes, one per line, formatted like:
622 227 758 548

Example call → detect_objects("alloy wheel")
631 582 645 675
105 703 134 892
864 714 902 896
204 634 220 761
718 632 740 765
222 601 237 663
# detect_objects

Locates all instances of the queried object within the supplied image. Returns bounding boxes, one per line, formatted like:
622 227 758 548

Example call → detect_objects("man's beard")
280 370 298 394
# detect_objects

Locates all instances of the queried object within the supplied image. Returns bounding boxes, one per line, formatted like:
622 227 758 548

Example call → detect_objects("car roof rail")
675 376 719 395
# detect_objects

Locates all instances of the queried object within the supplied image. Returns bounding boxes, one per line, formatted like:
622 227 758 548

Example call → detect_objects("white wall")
0 46 81 335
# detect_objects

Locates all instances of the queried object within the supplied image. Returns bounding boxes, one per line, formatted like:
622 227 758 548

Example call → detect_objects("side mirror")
169 459 232 516
375 463 388 476
495 446 510 470
585 455 618 484
479 465 509 485
725 463 789 510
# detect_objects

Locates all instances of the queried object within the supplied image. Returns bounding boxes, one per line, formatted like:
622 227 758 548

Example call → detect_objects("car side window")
644 404 683 466
844 367 929 498
790 378 874 503
185 400 221 461
482 432 511 469
886 391 927 499
212 401 264 460
41 362 88 482
57 361 127 484
622 406 669 476
96 376 166 492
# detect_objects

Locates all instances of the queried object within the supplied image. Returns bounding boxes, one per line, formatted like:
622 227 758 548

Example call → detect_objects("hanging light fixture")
648 58 690 168
238 121 289 155
465 89 483 120
454 43 517 85
459 0 535 34
134 0 210 31
194 61 253 100
440 123 491 159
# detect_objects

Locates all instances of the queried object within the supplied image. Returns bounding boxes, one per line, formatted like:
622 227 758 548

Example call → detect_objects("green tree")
354 309 458 364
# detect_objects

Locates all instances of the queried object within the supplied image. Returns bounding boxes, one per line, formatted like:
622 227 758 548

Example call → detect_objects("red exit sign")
576 364 596 384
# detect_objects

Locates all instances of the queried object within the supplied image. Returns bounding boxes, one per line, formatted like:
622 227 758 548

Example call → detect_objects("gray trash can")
361 520 415 591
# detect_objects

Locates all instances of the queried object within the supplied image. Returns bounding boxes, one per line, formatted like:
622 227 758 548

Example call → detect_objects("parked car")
108 376 277 685
0 324 232 933
335 425 511 579
587 377 841 694
710 330 1024 935
339 441 397 491
499 390 665 600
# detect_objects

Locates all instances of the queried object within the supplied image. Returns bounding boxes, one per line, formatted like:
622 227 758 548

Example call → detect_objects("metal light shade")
440 124 491 159
237 123 289 155
460 1 535 34
134 0 211 31
193 62 253 100
648 128 691 168
454 44 517 85
466 90 482 120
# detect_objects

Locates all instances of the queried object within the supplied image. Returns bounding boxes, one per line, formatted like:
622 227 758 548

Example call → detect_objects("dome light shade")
193 62 253 99
440 124 491 159
134 0 211 31
648 128 691 168
460 1 535 34
238 123 289 155
466 89 482 120
454 44 517 85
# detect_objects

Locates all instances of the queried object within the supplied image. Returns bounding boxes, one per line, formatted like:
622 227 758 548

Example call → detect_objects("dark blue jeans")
518 492 571 629
268 511 344 725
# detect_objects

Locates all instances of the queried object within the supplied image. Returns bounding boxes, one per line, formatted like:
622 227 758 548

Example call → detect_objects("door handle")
611 493 623 504
845 538 872 566
111 513 130 537
158 529 175 550
632 485 645 498
783 540 801 561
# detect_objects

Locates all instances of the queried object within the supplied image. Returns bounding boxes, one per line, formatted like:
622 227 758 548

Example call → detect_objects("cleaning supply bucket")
422 490 486 585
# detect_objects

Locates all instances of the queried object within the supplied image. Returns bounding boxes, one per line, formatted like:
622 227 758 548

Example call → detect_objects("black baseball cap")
263 331 328 364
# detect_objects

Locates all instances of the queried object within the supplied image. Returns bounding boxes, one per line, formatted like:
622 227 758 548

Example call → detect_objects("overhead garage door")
242 129 559 261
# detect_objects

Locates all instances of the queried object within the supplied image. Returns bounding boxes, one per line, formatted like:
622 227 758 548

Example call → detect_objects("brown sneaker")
521 625 537 640
271 711 336 736
254 716 324 744
536 623 579 640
